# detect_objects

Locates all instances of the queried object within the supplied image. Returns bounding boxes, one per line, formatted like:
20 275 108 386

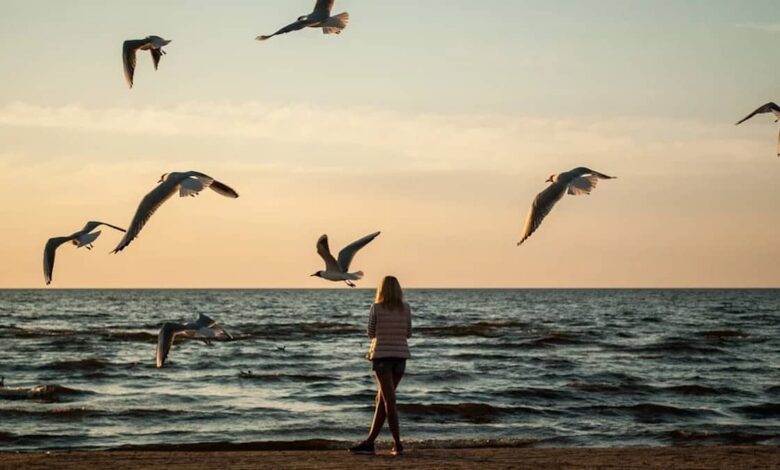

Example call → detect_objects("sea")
1 289 779 451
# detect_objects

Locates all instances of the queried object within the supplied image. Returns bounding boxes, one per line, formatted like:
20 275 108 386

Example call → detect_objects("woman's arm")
367 304 377 338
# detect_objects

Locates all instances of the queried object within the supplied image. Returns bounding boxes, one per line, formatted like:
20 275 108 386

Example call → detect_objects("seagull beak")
310 272 318 277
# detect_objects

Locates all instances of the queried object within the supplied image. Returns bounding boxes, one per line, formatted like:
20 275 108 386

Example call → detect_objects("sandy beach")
1 446 778 470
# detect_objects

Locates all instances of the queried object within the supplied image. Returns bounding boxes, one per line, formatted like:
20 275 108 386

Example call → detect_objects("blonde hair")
375 275 404 311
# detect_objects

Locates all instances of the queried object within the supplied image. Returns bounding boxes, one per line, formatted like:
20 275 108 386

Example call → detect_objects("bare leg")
365 386 386 443
365 368 404 444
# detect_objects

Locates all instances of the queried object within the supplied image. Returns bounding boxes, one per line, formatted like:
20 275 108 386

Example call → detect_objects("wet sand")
1 446 778 470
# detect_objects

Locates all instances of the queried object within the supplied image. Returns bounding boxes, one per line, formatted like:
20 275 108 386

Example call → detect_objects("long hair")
375 275 404 311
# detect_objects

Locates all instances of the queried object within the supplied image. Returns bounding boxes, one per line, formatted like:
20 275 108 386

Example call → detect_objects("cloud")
0 101 765 176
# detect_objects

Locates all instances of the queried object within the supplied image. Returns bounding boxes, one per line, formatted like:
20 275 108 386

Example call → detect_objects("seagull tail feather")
322 12 349 34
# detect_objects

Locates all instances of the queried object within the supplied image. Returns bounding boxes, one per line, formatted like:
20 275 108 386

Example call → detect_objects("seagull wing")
194 313 217 329
568 167 615 180
150 48 163 70
43 237 73 285
316 234 341 272
112 178 179 253
256 19 310 41
82 221 127 234
517 182 568 246
122 39 146 88
313 0 335 16
208 180 239 198
157 322 184 368
736 102 780 125
189 172 240 198
196 315 234 341
567 175 601 195
213 325 234 341
337 231 380 272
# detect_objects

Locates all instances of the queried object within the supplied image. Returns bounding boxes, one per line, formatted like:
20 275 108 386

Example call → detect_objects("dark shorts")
372 358 406 375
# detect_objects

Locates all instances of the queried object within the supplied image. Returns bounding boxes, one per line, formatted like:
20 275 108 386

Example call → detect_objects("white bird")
311 231 380 287
735 102 780 157
43 221 127 285
156 313 233 368
518 167 615 246
112 171 239 253
122 35 172 88
256 0 349 41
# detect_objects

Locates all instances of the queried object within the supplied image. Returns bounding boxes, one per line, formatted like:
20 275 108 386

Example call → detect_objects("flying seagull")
518 167 615 246
112 171 239 253
123 35 172 88
735 102 780 157
44 221 127 285
156 313 233 368
311 231 380 287
256 0 349 41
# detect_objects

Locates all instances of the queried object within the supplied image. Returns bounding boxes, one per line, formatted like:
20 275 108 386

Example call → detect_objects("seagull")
256 0 349 41
311 231 380 287
517 167 615 246
43 221 127 285
156 313 233 368
123 35 172 88
735 102 780 157
112 171 239 253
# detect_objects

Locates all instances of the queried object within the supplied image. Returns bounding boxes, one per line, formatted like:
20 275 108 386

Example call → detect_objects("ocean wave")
0 384 91 402
241 322 362 339
237 372 333 383
101 331 158 342
416 320 527 338
529 332 586 347
7 327 76 338
399 402 549 423
710 304 749 314
6 327 159 343
619 340 725 355
41 358 117 371
497 387 573 401
567 381 651 395
734 403 780 419
305 390 376 404
578 403 709 421
699 330 750 340
661 384 734 396
0 407 193 420
669 429 780 445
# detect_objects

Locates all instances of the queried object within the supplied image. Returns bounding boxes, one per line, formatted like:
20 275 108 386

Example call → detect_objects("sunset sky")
1 0 779 288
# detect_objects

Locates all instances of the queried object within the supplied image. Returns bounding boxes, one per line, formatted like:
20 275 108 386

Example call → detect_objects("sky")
1 0 779 288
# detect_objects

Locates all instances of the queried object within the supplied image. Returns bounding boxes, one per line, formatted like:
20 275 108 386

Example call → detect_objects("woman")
349 275 412 456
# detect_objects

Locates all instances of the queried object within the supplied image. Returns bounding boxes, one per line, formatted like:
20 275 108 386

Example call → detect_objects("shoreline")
1 446 778 470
